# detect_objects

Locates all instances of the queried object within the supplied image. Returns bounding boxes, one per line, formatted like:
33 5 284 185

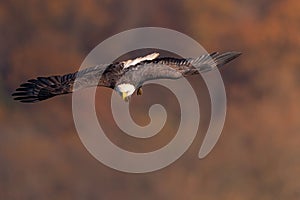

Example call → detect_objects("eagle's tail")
12 73 76 103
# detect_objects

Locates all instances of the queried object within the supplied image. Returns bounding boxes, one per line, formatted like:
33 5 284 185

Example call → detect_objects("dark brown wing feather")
147 51 241 75
117 52 241 86
12 64 111 103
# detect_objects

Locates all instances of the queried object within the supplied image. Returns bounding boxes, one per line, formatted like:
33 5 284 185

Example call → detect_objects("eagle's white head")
115 83 136 101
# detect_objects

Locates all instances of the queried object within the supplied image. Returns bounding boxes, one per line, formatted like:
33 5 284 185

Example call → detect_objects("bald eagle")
12 51 241 103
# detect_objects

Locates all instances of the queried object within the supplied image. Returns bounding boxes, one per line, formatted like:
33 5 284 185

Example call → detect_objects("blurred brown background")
1 0 300 199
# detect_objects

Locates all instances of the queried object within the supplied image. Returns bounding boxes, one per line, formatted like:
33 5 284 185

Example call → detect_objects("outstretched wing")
12 52 161 103
117 52 241 86
12 64 110 103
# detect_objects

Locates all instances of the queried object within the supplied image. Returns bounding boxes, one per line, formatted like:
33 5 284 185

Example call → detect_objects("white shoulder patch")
122 52 159 68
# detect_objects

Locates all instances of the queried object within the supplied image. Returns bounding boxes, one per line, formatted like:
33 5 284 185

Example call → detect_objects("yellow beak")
122 92 127 101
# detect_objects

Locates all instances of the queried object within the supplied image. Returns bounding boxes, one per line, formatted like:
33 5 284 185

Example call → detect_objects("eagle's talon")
137 87 143 96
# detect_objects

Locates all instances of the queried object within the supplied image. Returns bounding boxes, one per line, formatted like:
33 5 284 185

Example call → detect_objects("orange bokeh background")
1 0 300 199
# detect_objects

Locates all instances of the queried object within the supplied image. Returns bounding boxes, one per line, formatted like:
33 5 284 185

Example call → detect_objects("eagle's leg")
137 87 143 96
